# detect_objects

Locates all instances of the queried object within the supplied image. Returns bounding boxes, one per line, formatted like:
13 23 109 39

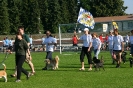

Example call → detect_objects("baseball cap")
84 28 89 31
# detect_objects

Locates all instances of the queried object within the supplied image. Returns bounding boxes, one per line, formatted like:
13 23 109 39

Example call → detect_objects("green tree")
8 0 22 34
20 0 30 33
67 0 78 23
47 0 61 33
80 0 127 17
26 0 41 34
0 0 10 34
38 0 49 33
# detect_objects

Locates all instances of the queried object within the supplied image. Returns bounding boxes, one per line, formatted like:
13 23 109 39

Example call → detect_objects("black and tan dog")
93 56 105 71
129 57 133 67
121 51 127 64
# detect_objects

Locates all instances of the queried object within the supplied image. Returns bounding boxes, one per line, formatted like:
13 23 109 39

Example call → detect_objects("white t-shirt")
92 37 101 50
107 35 114 49
129 36 133 44
44 37 57 52
42 37 45 44
79 34 92 47
29 38 32 44
125 35 129 42
9 40 13 46
113 35 124 50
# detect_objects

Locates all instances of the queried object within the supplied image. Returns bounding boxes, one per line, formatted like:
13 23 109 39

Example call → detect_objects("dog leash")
0 52 10 68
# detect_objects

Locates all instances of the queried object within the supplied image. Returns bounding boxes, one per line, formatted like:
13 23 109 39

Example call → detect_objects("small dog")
121 51 127 64
93 56 105 71
129 57 133 67
45 55 59 70
0 64 7 82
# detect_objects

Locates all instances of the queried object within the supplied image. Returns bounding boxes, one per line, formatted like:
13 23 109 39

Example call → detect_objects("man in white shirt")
42 30 57 70
79 28 93 71
113 30 124 68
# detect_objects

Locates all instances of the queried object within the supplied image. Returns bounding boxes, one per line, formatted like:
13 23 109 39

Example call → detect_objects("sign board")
103 24 108 32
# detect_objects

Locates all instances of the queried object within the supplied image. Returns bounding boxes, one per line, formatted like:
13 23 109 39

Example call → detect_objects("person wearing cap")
107 30 115 64
79 28 93 71
113 30 124 68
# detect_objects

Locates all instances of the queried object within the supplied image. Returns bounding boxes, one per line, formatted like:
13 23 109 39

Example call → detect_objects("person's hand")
29 56 32 60
88 48 90 52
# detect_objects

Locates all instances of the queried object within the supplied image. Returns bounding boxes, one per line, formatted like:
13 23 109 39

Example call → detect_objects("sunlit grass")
0 51 132 88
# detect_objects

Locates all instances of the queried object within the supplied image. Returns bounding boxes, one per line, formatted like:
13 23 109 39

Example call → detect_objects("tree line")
0 0 127 34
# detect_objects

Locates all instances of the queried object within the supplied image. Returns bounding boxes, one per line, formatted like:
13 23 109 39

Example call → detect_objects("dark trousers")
15 55 28 80
46 51 52 60
80 47 92 64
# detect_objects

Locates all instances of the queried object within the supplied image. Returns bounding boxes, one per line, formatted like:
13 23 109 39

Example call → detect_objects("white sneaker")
15 79 21 82
79 68 85 71
88 68 92 71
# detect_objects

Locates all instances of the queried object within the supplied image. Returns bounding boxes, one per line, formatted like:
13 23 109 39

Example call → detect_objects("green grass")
0 51 133 88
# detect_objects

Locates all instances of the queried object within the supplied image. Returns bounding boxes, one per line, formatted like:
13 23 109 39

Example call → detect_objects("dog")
93 56 105 71
129 57 133 67
121 51 127 64
45 55 59 70
0 64 7 82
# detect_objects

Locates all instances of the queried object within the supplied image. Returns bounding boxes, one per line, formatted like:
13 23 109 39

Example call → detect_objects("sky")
123 0 133 14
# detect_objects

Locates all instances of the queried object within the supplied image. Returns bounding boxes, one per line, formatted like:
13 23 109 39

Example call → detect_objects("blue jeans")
94 49 100 59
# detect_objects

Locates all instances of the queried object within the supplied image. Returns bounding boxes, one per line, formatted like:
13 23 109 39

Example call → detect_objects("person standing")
72 31 78 47
113 29 124 68
107 31 115 64
29 35 33 50
92 33 101 59
14 32 30 82
129 30 133 57
79 28 93 71
125 34 129 50
11 26 35 77
41 35 45 51
42 30 57 70
99 34 104 50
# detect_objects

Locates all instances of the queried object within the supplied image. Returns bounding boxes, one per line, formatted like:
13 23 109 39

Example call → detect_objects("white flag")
77 7 95 29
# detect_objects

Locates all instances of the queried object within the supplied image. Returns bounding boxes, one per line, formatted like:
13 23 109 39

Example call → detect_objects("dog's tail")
2 63 6 71
55 55 59 61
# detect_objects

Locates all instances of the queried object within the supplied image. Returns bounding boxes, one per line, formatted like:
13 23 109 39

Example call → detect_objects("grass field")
0 51 133 88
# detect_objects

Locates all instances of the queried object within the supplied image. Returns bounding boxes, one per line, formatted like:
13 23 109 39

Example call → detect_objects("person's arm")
88 35 92 52
121 36 124 52
98 38 102 50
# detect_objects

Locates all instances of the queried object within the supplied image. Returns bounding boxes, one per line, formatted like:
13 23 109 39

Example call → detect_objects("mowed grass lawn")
0 51 133 88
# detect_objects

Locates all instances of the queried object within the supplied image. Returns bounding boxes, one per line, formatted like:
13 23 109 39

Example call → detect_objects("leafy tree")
80 0 127 17
67 0 78 23
38 0 49 33
47 0 61 33
0 0 10 34
26 0 41 34
20 0 30 33
8 0 22 34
